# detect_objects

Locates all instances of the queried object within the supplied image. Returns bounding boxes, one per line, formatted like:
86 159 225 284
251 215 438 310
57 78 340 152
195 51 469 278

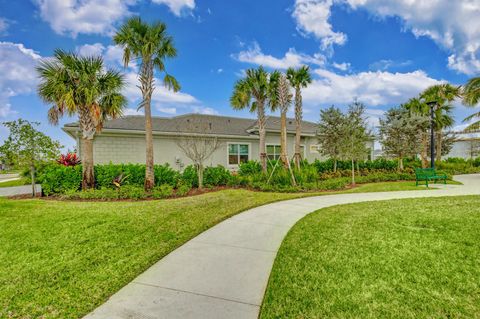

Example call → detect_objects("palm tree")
114 17 180 190
462 77 480 131
230 66 279 172
37 50 126 189
420 84 460 162
286 66 312 169
276 73 296 185
403 98 430 168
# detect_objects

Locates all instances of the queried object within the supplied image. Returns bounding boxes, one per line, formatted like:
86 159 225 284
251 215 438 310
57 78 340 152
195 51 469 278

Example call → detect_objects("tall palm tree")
286 66 312 169
462 77 480 131
276 73 296 185
403 98 430 168
114 17 180 190
230 66 279 172
37 50 126 189
420 84 460 162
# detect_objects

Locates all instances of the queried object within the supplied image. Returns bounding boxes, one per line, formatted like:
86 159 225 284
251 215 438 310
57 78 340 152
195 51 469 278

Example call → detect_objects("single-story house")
63 113 374 170
445 132 480 159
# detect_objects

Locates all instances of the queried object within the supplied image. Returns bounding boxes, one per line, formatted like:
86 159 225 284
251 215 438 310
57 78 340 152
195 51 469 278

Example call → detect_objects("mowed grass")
260 196 480 319
0 182 440 318
0 179 27 187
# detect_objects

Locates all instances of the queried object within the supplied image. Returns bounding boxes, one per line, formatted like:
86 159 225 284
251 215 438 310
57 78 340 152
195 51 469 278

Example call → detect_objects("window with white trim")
228 143 249 165
267 144 306 160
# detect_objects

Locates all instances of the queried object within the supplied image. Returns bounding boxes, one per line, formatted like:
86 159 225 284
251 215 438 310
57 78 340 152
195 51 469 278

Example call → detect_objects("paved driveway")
0 184 41 197
84 175 480 319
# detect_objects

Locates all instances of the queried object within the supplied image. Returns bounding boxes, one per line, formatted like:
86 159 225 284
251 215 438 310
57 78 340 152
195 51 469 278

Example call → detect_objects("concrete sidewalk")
84 175 480 319
0 184 41 197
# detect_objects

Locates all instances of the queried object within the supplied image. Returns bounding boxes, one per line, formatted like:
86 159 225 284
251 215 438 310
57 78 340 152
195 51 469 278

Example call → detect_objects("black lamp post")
426 100 437 169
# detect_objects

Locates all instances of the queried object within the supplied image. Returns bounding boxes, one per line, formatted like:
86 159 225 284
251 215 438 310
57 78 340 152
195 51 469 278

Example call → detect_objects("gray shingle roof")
64 113 318 136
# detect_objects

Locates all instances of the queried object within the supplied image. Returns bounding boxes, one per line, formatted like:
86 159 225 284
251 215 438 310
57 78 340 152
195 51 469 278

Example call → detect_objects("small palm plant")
114 17 180 191
37 50 126 189
287 66 312 169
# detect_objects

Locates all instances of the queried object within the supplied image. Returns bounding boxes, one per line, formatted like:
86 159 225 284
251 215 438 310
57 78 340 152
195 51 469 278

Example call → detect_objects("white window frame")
227 142 251 167
266 144 306 160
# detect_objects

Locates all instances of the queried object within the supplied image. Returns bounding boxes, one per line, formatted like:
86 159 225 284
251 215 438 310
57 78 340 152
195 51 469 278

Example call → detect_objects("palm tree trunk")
280 110 288 168
81 137 95 190
141 60 155 190
257 102 267 172
79 105 96 190
294 87 302 169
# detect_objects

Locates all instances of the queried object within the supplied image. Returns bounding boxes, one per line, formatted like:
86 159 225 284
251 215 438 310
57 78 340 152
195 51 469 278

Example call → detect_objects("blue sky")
0 0 479 150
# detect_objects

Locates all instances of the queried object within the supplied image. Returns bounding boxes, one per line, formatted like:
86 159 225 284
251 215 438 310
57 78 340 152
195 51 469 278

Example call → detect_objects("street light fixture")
426 100 437 169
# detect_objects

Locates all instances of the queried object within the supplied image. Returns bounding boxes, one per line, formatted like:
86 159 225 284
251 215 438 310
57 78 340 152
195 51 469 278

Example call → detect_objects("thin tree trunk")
280 110 289 168
81 137 95 190
333 159 337 173
399 157 404 171
420 131 429 168
436 130 442 162
351 158 355 186
257 102 267 172
197 163 204 190
30 162 36 197
294 87 302 169
141 60 155 190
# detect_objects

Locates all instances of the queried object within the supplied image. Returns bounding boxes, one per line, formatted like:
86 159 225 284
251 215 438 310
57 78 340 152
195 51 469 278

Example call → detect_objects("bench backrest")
415 168 436 176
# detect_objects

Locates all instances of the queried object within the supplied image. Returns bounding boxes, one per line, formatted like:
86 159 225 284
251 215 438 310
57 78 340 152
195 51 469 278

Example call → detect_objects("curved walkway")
85 175 480 319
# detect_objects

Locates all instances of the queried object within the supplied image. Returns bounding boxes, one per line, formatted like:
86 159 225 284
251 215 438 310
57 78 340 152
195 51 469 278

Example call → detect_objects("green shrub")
39 164 82 195
118 185 147 200
152 184 174 199
154 164 179 187
181 165 198 188
176 183 191 197
203 166 231 186
238 160 262 176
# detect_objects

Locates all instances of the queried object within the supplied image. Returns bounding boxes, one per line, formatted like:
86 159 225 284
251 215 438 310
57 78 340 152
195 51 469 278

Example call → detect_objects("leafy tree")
379 107 428 170
230 66 279 172
114 17 180 190
0 119 61 196
317 106 346 172
286 66 312 169
339 101 372 185
37 50 126 190
462 77 480 131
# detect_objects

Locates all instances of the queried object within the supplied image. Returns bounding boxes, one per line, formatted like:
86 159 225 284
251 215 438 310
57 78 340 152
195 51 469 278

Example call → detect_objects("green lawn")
260 196 480 319
0 179 27 187
0 181 440 318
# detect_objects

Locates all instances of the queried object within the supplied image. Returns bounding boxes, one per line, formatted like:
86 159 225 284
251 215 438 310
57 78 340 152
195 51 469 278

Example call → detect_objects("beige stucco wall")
75 131 327 170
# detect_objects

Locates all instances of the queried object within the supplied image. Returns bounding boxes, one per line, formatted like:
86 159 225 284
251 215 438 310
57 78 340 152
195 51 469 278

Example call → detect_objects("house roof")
64 113 318 137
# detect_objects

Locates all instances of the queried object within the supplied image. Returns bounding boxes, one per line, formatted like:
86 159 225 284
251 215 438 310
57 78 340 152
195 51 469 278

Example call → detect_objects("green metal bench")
415 168 447 187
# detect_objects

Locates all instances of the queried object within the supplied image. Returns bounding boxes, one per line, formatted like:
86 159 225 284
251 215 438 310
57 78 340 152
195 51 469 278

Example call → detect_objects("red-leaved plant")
57 153 81 166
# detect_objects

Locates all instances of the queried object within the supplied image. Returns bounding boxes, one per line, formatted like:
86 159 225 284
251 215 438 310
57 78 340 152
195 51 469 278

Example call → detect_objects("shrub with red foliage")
57 153 81 166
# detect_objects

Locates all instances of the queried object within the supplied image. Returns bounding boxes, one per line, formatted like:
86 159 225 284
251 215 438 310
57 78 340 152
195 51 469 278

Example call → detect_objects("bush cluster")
38 156 478 198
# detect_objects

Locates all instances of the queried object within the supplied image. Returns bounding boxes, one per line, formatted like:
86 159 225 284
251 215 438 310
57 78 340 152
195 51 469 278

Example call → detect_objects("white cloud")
124 72 198 106
0 18 9 34
233 42 325 69
151 0 195 16
34 0 136 37
0 42 42 117
303 68 442 107
76 43 105 56
369 59 412 71
192 106 218 115
157 106 177 114
341 0 480 74
123 108 144 116
217 68 223 73
292 0 347 49
332 62 350 71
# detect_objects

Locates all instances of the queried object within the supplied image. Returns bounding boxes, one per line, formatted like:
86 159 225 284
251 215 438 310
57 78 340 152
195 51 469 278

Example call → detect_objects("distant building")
445 132 480 159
